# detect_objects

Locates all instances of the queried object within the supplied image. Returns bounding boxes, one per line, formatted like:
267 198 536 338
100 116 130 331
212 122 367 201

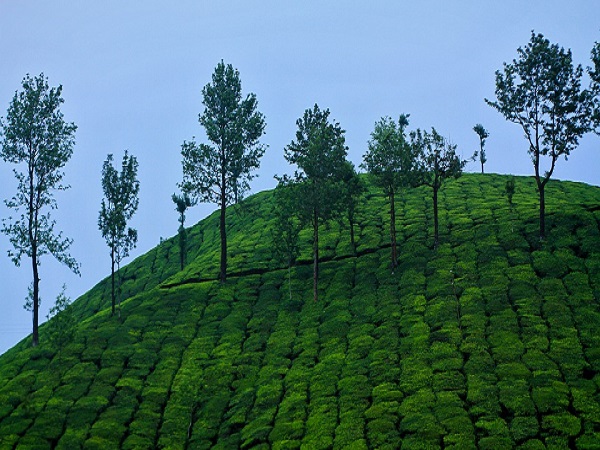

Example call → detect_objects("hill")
1 173 600 449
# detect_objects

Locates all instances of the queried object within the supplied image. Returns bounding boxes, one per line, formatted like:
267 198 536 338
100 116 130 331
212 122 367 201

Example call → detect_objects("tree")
172 192 197 270
505 177 516 207
45 284 75 349
339 161 365 254
180 61 266 283
0 73 79 347
473 124 489 174
281 104 348 302
98 151 139 317
362 114 417 270
271 182 302 301
590 41 600 133
486 32 593 240
411 128 467 249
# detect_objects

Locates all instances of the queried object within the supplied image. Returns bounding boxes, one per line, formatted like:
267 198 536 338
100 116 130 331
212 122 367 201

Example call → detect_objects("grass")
0 173 600 448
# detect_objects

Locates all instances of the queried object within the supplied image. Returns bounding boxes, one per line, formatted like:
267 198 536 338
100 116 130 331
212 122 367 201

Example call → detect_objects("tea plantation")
1 173 600 449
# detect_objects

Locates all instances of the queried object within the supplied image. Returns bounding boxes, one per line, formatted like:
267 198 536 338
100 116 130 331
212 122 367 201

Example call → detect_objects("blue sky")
0 1 598 354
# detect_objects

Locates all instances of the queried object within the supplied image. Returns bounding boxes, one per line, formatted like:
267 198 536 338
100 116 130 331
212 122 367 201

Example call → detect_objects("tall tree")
590 41 600 133
172 192 197 270
0 73 79 347
180 61 266 282
486 32 593 240
411 128 467 249
473 123 489 174
281 104 348 301
362 114 417 270
98 151 139 317
339 161 365 254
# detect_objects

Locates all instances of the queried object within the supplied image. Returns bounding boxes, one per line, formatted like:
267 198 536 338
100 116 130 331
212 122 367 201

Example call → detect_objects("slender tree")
473 124 489 174
411 128 467 249
339 161 365 254
271 181 302 301
98 151 139 317
486 31 593 240
281 104 348 301
180 61 266 282
590 41 600 133
172 192 197 270
362 114 417 270
0 73 79 347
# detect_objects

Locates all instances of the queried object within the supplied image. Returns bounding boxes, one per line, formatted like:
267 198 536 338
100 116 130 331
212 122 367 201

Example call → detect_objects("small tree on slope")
473 123 489 174
172 192 197 270
339 160 365 255
411 128 467 249
280 104 348 302
98 151 139 317
0 73 79 347
486 31 593 240
363 114 418 270
271 181 302 301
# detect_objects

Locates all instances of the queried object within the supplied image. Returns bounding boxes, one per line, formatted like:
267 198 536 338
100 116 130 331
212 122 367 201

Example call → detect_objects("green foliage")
1 174 600 449
45 284 75 349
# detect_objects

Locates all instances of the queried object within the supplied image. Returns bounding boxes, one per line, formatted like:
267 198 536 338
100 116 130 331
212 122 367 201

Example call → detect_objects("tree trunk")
349 212 356 255
219 194 227 283
111 247 116 316
433 185 439 249
31 247 39 347
313 208 319 302
539 181 545 240
390 190 397 270
179 226 185 271
481 160 484 174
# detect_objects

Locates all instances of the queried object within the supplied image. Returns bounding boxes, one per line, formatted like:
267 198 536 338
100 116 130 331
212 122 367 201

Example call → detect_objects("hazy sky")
0 1 598 354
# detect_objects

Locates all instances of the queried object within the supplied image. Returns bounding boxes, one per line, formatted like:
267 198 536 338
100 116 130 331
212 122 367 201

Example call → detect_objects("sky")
0 1 598 355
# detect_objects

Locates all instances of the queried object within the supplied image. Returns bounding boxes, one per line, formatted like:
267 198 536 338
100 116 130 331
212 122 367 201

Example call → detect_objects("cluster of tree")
1 33 600 346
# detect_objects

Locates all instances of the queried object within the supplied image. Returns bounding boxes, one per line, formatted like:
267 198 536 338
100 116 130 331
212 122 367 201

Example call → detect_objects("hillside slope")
1 174 600 449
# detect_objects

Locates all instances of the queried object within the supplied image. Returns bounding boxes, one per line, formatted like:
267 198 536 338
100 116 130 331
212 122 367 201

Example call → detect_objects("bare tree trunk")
313 208 319 302
538 181 545 240
390 190 397 270
111 247 116 316
349 212 356 255
32 247 39 347
219 194 227 283
433 186 439 249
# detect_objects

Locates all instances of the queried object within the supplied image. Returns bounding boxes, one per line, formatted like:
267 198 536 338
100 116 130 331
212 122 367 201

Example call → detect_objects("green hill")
1 173 600 449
